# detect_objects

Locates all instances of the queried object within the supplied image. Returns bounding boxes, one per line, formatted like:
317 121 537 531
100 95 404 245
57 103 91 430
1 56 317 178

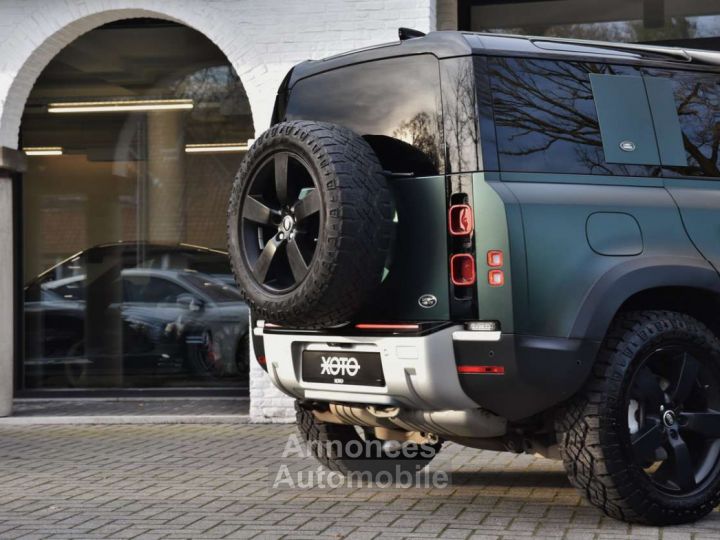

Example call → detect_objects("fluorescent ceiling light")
48 99 194 113
24 146 63 156
185 142 249 153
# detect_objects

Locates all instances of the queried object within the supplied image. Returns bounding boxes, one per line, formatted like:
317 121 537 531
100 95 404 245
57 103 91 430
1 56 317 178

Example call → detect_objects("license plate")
301 350 385 386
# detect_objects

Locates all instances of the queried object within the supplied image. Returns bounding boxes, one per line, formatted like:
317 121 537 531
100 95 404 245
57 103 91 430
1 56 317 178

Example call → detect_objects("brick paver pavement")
0 423 719 539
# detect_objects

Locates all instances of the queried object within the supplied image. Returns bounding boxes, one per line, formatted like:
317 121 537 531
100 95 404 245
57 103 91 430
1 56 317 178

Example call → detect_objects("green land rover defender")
227 30 720 524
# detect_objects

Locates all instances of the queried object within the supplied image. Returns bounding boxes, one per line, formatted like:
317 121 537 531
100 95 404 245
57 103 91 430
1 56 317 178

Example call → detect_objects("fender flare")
569 256 720 341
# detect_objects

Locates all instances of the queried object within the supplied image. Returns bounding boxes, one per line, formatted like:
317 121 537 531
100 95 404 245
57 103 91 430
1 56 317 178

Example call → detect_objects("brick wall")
437 0 459 31
0 0 438 422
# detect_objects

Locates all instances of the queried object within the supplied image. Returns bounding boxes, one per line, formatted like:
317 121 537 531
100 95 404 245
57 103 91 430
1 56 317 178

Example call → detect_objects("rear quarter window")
488 57 659 177
643 67 720 178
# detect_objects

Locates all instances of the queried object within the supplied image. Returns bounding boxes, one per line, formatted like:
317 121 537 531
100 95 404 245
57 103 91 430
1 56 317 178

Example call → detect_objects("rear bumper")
261 325 479 410
453 333 599 420
257 325 599 421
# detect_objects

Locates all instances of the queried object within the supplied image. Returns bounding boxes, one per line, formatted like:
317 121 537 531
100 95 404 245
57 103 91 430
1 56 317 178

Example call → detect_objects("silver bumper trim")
452 330 501 341
263 325 479 410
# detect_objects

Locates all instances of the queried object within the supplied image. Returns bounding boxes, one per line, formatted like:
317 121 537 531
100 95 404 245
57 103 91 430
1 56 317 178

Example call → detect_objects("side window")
441 56 479 174
124 276 187 304
285 55 443 176
488 57 659 176
644 68 720 178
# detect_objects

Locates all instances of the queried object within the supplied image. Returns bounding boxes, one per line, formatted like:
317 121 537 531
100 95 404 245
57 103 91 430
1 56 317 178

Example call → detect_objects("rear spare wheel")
227 121 394 328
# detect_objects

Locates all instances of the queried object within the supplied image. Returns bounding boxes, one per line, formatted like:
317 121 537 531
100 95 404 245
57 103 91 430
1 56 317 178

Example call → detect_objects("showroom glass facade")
20 20 253 390
460 0 720 50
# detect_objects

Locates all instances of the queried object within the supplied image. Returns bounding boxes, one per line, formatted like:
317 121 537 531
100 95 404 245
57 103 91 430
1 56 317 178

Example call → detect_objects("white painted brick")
0 0 438 421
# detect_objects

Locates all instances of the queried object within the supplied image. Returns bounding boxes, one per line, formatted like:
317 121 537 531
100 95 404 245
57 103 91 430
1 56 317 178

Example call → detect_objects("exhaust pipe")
313 403 506 439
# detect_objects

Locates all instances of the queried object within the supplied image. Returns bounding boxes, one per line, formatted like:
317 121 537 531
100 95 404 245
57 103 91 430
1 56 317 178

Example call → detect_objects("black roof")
288 31 720 86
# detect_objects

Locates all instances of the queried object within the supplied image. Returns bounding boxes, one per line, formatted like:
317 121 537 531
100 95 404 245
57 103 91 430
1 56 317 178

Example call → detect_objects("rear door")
643 68 720 272
283 55 452 321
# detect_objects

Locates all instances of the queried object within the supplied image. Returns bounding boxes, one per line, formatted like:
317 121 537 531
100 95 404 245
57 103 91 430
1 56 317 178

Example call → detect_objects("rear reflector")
487 250 504 267
449 204 474 236
257 355 267 366
488 269 505 287
450 254 476 286
458 365 505 375
355 323 420 331
465 320 500 332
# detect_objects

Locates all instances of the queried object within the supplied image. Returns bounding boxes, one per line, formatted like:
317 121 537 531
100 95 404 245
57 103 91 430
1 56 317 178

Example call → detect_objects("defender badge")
418 294 437 308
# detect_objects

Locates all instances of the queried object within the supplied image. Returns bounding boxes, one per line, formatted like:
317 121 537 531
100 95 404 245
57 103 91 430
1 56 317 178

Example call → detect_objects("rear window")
488 57 659 177
284 55 443 176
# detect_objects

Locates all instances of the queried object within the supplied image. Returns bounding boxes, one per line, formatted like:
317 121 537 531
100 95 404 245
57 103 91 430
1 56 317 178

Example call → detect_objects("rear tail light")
450 254 476 286
488 269 505 287
448 204 474 236
458 365 505 375
257 355 267 366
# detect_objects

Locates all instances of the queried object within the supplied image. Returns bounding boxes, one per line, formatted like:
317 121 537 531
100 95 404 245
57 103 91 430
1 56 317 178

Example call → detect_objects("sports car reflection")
24 243 249 388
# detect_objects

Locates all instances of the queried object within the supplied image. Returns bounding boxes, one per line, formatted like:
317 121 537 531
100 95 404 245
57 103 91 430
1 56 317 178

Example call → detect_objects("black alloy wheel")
557 311 720 525
227 121 394 328
241 151 321 293
627 344 720 495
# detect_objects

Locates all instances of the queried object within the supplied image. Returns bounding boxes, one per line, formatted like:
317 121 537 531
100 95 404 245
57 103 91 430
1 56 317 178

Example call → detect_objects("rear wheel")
557 311 720 524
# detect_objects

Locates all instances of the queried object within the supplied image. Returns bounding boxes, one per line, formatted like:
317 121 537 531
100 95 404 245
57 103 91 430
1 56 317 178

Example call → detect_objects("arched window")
21 19 252 390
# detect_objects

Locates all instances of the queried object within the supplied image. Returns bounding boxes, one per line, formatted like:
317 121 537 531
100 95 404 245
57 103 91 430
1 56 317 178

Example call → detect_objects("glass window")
464 0 720 49
21 20 251 390
180 273 243 303
488 56 660 176
285 55 443 176
643 68 720 177
123 276 186 304
441 57 480 173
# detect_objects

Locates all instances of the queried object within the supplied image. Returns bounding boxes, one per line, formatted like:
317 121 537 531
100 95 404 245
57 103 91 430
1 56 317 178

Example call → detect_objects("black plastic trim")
454 333 599 421
262 321 453 338
570 257 720 341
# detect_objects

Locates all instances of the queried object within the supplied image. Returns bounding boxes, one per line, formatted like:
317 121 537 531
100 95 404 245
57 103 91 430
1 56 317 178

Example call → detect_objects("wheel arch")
570 256 720 341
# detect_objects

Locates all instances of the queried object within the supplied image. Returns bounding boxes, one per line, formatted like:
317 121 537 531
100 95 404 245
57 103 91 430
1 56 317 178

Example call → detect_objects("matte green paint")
590 74 660 166
365 175 450 321
499 179 702 338
473 173 514 332
501 171 663 188
586 212 643 256
665 178 720 274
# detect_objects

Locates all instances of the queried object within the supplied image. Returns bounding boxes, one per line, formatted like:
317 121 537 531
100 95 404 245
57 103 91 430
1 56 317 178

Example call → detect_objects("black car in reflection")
24 243 249 388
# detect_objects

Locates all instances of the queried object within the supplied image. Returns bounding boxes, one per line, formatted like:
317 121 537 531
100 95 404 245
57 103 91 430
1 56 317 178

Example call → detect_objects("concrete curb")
0 415 251 425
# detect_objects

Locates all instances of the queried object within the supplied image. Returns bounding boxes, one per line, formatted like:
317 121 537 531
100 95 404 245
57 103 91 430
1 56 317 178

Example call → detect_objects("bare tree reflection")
654 71 720 177
393 111 442 173
491 57 622 174
443 63 479 173
492 57 720 177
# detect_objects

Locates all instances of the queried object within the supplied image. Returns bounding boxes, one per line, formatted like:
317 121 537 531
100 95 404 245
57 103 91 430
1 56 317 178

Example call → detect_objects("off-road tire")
227 121 394 328
295 402 441 476
557 310 720 525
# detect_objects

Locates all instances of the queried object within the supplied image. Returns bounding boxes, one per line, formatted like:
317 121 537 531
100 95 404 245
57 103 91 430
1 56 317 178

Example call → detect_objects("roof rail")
684 48 720 66
526 35 692 62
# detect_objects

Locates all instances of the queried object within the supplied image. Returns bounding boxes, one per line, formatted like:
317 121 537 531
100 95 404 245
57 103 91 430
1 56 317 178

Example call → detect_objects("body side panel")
501 176 709 338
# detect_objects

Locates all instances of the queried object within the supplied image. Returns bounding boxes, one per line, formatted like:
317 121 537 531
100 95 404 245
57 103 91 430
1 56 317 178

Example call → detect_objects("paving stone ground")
0 423 719 539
